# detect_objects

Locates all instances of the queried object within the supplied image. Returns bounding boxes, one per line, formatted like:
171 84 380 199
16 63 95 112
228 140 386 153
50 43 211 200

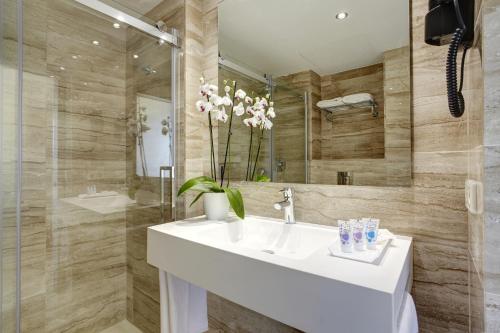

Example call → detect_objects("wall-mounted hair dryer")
425 0 475 118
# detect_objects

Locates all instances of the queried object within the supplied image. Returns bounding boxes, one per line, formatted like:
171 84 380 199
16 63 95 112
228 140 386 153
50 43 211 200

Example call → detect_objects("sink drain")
262 249 275 254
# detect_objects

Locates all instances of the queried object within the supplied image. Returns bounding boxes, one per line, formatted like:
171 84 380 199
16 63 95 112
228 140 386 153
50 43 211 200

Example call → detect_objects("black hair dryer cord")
446 28 467 118
446 0 469 118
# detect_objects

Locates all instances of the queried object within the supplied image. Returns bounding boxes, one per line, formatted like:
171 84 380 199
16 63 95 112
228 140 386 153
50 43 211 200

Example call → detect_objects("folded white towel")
342 93 373 104
317 93 374 112
317 97 344 109
159 271 208 333
398 293 418 333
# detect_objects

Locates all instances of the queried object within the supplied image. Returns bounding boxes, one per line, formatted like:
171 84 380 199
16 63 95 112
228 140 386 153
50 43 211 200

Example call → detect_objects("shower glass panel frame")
1 0 181 332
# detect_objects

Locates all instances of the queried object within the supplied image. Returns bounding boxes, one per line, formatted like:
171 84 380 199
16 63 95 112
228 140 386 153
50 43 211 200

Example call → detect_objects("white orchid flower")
245 96 253 104
200 83 215 97
196 100 213 113
209 84 218 93
210 95 222 106
244 117 258 127
234 102 245 116
195 100 205 112
220 95 232 106
204 101 213 112
224 85 231 93
255 110 266 121
217 109 228 122
269 101 274 107
246 106 254 115
267 107 275 118
235 89 247 100
263 118 273 130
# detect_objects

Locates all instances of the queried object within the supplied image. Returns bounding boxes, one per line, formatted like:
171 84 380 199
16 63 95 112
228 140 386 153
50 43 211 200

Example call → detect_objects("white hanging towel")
398 292 419 333
159 271 208 333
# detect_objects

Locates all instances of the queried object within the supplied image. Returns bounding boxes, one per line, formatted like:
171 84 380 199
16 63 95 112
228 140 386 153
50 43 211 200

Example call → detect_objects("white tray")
328 229 394 264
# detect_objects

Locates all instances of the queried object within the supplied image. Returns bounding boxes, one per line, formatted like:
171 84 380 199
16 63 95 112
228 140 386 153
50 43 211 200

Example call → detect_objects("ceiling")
219 0 409 77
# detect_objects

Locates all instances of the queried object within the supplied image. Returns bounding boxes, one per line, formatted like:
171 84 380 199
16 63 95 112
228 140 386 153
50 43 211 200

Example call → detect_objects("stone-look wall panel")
468 0 500 332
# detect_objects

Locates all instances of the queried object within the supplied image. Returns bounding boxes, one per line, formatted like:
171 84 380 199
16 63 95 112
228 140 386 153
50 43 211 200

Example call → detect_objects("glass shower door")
11 0 179 332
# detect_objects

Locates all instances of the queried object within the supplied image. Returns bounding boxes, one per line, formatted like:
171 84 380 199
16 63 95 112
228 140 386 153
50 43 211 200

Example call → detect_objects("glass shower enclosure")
1 0 180 332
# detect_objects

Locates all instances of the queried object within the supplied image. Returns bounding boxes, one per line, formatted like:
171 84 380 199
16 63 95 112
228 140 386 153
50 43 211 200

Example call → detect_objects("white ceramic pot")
204 192 230 221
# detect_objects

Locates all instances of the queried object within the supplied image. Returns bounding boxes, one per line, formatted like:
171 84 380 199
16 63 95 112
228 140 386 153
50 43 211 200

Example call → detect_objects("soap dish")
328 229 394 264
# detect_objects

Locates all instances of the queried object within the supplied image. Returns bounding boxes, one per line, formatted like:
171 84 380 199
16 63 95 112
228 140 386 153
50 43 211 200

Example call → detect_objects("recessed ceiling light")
336 11 349 20
133 54 139 59
59 66 65 71
113 22 120 29
92 40 100 46
71 55 79 59
158 38 165 45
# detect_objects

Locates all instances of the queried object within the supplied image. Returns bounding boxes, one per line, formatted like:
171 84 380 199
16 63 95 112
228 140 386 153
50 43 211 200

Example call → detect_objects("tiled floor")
100 320 142 333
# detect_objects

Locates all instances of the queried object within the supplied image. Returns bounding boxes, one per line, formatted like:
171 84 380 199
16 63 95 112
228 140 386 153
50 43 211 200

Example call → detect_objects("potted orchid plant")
178 78 266 220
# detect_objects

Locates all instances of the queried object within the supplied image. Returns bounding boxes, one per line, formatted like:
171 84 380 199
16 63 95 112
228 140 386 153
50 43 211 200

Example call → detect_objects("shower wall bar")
74 0 180 47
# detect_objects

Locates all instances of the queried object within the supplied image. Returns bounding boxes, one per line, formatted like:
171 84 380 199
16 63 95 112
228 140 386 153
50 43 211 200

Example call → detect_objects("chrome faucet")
274 187 295 224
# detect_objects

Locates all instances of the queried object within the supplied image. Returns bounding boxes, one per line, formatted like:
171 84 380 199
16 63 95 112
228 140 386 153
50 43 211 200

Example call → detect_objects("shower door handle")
160 166 175 222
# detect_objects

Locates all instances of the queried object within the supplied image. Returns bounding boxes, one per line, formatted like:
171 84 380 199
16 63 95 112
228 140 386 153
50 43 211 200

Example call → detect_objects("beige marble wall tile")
483 1 500 146
484 145 500 295
485 292 500 332
477 2 500 332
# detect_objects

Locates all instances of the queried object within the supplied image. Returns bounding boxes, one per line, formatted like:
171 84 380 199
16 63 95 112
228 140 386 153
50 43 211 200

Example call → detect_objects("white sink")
194 217 335 260
148 215 413 333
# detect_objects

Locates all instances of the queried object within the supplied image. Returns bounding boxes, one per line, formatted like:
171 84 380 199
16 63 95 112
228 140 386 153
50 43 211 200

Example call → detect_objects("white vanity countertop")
149 215 412 295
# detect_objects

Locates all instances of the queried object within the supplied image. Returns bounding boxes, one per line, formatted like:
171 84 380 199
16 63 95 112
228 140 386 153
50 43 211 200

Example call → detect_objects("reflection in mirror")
218 0 411 187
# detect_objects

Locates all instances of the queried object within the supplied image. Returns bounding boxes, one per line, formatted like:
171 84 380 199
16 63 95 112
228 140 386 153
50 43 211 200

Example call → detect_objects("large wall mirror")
218 0 411 186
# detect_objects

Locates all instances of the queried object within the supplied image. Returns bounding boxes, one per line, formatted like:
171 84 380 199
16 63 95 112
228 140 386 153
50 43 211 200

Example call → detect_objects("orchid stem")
246 127 253 181
251 128 265 181
208 111 217 181
220 81 237 187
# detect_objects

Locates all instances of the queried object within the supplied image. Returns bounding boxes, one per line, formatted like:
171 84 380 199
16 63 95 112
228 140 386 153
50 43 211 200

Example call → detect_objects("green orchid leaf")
189 191 206 207
223 187 245 219
177 176 222 197
255 174 270 182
